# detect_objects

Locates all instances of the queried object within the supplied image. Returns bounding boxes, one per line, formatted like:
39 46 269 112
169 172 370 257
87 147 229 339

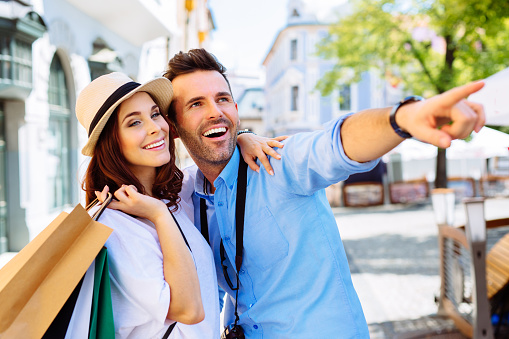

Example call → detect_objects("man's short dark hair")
164 48 233 122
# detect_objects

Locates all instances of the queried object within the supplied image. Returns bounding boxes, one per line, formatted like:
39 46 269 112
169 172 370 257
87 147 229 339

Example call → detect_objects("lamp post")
431 188 455 226
431 188 456 315
463 198 494 339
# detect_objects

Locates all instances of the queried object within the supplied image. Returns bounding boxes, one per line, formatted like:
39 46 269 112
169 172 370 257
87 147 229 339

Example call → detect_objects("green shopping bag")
89 247 115 339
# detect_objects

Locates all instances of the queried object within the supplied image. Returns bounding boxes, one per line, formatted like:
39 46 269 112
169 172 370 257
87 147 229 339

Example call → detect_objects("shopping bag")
89 247 115 338
43 247 115 339
0 194 113 338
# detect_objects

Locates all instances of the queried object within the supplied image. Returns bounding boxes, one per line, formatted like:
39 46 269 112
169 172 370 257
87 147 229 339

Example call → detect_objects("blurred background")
0 0 508 269
1 1 509 337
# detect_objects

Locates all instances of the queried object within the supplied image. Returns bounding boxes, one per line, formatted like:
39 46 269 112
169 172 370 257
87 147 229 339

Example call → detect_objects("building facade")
0 0 213 253
262 0 390 136
237 87 265 135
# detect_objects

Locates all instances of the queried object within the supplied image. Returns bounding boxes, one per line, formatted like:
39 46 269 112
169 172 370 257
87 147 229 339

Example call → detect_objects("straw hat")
76 72 173 156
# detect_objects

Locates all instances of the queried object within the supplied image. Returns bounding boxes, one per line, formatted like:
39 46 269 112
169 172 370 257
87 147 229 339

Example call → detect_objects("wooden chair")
436 198 509 338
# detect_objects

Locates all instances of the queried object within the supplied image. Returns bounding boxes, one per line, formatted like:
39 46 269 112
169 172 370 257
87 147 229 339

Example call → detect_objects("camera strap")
199 151 248 327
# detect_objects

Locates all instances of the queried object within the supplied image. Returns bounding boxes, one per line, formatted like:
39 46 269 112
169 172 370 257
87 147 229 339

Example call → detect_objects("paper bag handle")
85 192 113 221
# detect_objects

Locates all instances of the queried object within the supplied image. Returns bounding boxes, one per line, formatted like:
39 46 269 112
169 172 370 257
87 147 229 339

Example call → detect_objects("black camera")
221 324 245 339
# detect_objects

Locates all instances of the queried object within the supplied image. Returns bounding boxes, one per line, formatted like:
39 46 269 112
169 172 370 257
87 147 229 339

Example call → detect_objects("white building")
0 0 214 253
237 87 265 135
262 0 390 136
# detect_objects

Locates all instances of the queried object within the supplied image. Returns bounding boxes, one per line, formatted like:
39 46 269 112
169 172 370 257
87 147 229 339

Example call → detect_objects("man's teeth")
203 127 226 137
144 140 164 149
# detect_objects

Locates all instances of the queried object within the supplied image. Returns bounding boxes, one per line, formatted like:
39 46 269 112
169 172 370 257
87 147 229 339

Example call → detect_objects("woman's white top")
90 194 219 339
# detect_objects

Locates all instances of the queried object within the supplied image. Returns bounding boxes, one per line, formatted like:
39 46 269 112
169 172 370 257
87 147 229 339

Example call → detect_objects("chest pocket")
243 206 289 270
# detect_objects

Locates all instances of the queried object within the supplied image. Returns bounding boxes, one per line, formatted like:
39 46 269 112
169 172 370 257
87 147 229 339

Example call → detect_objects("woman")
76 72 283 338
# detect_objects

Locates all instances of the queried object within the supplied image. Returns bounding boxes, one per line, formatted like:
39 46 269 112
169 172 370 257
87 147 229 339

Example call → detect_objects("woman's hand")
237 133 288 175
95 185 168 223
95 185 204 324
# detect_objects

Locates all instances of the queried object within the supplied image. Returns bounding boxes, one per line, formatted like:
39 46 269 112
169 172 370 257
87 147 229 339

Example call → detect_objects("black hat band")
88 81 141 136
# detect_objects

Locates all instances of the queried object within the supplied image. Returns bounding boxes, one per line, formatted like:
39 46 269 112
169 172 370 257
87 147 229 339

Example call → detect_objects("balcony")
0 2 46 99
64 0 177 47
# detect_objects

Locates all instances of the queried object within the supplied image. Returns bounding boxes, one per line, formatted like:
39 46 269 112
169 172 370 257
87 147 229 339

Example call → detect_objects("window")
290 39 298 61
338 84 351 111
47 55 71 210
0 36 33 86
291 86 299 111
88 38 123 80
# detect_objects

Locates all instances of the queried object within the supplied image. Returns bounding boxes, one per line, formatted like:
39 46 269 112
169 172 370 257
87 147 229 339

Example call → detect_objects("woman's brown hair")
82 96 183 211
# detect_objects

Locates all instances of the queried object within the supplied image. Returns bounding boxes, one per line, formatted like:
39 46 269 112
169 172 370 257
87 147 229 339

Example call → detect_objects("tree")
317 0 509 188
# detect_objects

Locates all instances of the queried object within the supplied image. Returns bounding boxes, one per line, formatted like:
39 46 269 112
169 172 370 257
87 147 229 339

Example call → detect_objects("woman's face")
117 92 171 178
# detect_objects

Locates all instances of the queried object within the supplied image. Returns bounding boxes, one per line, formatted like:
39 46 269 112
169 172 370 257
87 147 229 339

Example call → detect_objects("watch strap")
389 95 424 139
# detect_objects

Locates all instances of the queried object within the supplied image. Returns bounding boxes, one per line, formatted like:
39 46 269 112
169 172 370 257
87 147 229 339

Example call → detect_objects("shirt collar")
193 147 240 197
193 169 209 198
214 146 240 191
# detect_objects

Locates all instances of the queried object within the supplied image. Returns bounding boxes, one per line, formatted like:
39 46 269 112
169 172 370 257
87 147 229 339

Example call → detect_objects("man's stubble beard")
176 123 238 168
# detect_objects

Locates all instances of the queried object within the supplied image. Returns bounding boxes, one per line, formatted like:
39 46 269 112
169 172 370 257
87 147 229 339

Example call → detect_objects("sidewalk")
334 198 509 338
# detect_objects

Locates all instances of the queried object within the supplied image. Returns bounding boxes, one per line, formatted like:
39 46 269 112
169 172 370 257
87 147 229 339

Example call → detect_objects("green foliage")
488 125 509 135
317 0 509 96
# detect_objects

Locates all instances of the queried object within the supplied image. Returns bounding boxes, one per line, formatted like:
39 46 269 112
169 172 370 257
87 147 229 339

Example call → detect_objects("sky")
207 0 346 74
207 0 288 73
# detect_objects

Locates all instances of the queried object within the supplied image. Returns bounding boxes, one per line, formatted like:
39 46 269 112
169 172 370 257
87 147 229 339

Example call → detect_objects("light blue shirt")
191 115 378 338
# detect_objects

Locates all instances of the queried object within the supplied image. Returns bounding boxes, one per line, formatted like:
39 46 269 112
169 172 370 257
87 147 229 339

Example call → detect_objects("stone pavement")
333 198 509 338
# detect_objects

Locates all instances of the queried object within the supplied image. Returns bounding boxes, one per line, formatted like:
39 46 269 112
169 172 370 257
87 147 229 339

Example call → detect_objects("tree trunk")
435 148 448 188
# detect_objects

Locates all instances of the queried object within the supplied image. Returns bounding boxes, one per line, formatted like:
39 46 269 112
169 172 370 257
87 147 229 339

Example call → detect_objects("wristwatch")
389 95 424 138
237 129 255 136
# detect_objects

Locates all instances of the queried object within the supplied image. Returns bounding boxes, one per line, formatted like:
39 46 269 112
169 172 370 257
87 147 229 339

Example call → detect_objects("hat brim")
81 77 173 156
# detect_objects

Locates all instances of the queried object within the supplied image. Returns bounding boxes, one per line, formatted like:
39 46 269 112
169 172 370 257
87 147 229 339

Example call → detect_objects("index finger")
440 81 484 106
95 185 109 204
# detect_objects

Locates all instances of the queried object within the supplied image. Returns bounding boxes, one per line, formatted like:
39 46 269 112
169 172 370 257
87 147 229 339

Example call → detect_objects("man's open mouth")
203 127 227 138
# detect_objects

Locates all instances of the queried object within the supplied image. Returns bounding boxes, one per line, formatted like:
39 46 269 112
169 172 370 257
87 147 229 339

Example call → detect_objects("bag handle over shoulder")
86 192 113 221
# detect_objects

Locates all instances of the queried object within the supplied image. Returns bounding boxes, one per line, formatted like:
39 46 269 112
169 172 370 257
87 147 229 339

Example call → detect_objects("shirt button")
225 236 230 241
249 303 254 308
253 325 258 329
218 201 224 206
240 269 245 273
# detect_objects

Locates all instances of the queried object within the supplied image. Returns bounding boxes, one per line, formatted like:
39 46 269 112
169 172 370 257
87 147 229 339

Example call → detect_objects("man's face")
172 70 239 168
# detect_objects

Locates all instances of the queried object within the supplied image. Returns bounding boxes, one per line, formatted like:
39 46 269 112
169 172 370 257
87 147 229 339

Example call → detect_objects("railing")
434 193 509 338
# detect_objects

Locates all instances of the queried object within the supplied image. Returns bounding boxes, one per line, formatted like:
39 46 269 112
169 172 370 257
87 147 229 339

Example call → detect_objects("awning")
468 68 509 126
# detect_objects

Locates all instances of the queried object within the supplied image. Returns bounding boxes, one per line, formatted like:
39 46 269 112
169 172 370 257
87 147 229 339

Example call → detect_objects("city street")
334 198 509 338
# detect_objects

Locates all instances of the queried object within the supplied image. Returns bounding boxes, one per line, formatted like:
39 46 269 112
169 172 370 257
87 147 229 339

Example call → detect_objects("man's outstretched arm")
341 81 485 163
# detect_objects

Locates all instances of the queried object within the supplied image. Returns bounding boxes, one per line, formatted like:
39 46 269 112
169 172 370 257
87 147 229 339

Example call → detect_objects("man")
164 48 484 338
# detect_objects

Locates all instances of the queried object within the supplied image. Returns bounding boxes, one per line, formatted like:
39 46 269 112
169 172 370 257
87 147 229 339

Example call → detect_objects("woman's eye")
152 112 162 118
128 121 140 127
